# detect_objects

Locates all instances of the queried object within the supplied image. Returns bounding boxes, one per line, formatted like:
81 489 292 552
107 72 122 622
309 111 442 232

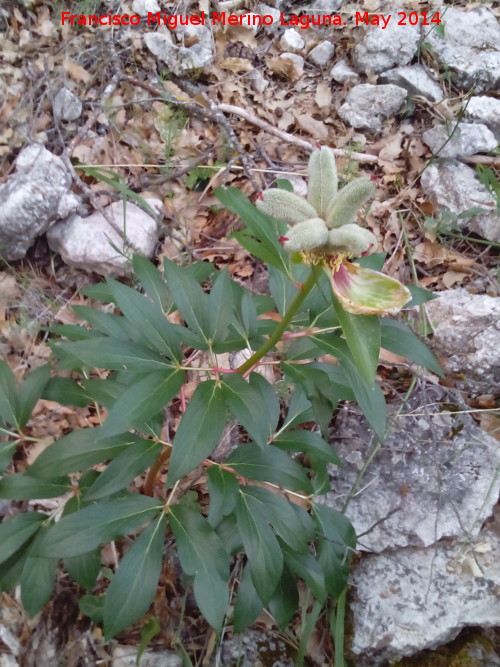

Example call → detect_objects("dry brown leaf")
63 60 91 83
315 82 332 110
267 56 302 83
413 241 475 269
220 57 253 73
442 270 469 288
294 113 328 141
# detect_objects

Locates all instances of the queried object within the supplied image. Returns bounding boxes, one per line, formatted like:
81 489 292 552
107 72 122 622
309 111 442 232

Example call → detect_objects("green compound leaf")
167 380 226 485
233 561 264 633
132 254 171 310
103 514 166 639
64 548 102 590
268 565 298 630
221 374 276 448
163 258 211 342
0 473 71 500
273 429 340 465
236 489 283 605
20 552 58 617
33 496 162 558
17 364 50 429
207 466 239 528
0 359 18 428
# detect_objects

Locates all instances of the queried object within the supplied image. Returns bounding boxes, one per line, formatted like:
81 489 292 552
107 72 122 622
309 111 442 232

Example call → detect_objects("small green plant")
0 148 441 664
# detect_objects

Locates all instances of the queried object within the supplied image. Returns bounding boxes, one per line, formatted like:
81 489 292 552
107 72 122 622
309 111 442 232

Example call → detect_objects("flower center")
300 250 352 272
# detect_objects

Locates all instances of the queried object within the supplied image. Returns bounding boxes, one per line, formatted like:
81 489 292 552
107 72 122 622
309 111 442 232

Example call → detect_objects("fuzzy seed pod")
307 146 338 218
256 189 318 225
282 218 329 252
325 177 375 229
325 224 377 256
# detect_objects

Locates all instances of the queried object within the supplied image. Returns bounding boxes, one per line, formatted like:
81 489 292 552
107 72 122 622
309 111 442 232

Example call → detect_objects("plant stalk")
235 267 320 376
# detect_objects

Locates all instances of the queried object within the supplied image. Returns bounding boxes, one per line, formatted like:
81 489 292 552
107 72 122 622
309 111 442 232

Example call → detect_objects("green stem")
235 267 320 376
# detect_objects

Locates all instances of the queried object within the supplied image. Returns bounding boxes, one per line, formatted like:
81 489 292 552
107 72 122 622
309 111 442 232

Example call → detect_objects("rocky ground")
0 0 499 664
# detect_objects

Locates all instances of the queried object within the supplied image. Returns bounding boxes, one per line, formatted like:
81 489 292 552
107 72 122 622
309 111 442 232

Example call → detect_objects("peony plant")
256 146 412 315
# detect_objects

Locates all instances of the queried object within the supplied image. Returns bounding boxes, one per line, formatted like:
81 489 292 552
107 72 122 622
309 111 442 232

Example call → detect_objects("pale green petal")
324 224 377 256
282 218 329 252
256 189 318 225
325 177 375 229
307 146 338 218
331 261 412 315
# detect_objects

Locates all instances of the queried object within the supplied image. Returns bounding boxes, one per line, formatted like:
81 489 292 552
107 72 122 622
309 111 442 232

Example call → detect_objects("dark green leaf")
79 594 104 623
33 496 162 558
207 466 239 528
381 319 443 376
0 513 45 566
21 553 57 617
99 368 185 439
103 515 166 639
137 617 161 664
17 365 50 429
71 306 133 340
85 439 162 500
281 387 314 430
236 490 283 604
169 504 229 580
283 364 337 437
221 374 274 448
406 285 438 307
331 292 380 386
242 486 313 552
0 360 18 427
208 269 233 344
48 323 98 341
65 548 101 590
227 444 313 493
29 430 143 479
0 441 15 474
313 504 355 599
282 546 326 603
0 473 71 500
268 265 300 317
268 565 298 629
54 339 173 372
133 254 170 310
167 380 226 484
312 504 356 551
106 278 182 361
354 252 387 271
193 570 229 633
233 561 263 633
163 258 211 341
42 377 91 407
273 429 340 465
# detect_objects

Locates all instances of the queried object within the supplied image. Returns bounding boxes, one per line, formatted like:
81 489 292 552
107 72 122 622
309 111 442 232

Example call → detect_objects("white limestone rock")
350 525 500 664
422 7 500 92
131 0 160 13
47 199 160 277
353 10 420 74
422 122 497 158
465 96 500 141
330 59 359 84
307 40 334 66
380 64 443 102
280 28 304 52
421 161 500 243
338 83 407 132
52 87 82 121
0 145 80 260
112 645 181 666
425 289 500 395
144 23 214 74
321 384 500 552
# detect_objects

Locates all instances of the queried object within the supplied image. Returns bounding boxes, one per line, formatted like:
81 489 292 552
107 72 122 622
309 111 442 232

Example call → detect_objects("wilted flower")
256 146 411 315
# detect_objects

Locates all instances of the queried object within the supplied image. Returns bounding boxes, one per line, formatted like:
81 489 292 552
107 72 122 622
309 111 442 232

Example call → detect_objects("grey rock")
219 629 296 666
52 87 82 121
304 0 343 12
280 28 304 52
353 10 420 74
131 0 160 12
425 288 500 395
307 40 334 66
350 525 500 665
144 23 213 74
330 58 359 84
465 96 500 141
421 160 500 243
112 645 181 666
47 199 160 277
257 3 280 27
320 384 500 552
380 64 443 102
338 83 407 132
0 145 80 261
422 7 500 93
422 122 497 158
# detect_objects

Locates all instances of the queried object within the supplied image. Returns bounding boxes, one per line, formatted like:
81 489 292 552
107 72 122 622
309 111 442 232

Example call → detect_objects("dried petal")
331 261 412 315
